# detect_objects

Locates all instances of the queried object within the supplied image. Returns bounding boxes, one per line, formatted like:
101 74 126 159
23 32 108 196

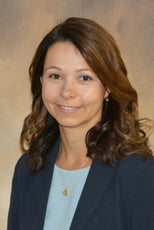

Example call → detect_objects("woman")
8 17 154 230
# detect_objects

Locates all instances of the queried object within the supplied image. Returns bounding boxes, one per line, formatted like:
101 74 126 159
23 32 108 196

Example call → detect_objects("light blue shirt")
43 165 90 230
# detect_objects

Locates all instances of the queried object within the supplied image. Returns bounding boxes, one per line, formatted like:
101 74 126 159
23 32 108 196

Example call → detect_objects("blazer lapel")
70 160 116 230
30 140 59 230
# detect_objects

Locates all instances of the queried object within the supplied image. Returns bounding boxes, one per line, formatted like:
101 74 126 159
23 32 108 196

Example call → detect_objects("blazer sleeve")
131 159 154 230
7 164 20 230
7 154 28 230
120 156 154 230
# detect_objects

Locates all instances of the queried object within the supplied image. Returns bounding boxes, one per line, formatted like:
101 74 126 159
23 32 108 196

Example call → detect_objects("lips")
57 105 81 113
59 105 79 111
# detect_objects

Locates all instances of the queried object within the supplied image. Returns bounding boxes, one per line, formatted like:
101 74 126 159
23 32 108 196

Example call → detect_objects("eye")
79 75 92 81
48 74 62 79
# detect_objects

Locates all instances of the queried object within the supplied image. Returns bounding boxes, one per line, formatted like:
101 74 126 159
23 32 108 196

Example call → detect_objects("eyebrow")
76 68 92 72
44 66 62 72
44 66 93 73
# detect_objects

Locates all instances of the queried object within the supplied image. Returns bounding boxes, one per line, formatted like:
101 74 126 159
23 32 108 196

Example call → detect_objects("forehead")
44 41 90 69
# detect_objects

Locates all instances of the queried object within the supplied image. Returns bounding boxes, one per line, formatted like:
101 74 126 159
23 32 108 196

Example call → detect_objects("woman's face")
41 41 108 131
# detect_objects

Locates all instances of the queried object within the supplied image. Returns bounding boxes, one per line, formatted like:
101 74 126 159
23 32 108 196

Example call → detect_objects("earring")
104 97 109 102
103 96 110 123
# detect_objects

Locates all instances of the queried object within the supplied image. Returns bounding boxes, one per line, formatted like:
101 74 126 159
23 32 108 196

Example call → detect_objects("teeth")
60 106 76 111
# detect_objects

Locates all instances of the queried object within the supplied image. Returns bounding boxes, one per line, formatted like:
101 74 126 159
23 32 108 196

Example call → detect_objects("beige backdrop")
0 0 154 229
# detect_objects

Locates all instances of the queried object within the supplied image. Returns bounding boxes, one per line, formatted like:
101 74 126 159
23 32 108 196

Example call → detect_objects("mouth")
58 105 81 113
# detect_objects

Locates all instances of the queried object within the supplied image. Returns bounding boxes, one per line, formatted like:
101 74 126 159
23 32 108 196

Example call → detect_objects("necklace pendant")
63 188 68 196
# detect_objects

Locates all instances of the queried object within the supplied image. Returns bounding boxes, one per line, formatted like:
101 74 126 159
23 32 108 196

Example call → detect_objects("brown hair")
20 17 153 173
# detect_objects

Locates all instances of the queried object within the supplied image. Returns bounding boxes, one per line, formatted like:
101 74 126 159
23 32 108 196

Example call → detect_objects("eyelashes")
48 74 62 79
79 75 93 81
48 73 93 81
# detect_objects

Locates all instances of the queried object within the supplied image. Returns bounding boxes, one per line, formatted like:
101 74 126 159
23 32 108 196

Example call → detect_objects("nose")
60 79 77 99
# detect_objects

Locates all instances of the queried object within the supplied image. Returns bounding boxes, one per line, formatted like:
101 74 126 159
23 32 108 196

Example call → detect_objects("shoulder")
13 139 60 181
118 154 154 179
14 153 30 175
12 154 32 186
117 154 154 203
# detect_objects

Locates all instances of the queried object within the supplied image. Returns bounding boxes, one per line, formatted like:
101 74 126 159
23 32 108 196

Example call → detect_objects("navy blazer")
8 140 154 230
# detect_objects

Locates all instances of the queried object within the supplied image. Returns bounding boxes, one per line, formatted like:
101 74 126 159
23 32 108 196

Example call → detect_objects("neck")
56 126 91 170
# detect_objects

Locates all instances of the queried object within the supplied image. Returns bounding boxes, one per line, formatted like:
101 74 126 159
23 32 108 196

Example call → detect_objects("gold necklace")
58 158 90 196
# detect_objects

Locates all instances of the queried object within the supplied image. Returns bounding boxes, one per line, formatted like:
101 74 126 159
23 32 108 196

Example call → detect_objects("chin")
59 122 80 128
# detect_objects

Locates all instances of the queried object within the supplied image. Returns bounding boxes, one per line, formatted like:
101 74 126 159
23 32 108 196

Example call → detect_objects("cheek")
41 85 49 101
41 83 56 102
83 87 105 105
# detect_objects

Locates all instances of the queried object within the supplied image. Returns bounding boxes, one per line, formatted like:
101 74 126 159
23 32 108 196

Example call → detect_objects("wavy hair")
20 17 153 173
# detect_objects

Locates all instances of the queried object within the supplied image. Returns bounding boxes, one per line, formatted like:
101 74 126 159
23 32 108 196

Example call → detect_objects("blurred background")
0 0 154 229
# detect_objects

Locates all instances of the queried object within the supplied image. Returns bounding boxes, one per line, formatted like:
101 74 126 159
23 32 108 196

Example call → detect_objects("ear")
104 89 110 100
40 76 43 84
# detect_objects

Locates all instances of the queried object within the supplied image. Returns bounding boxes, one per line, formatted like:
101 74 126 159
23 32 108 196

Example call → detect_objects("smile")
60 105 79 110
58 105 81 113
